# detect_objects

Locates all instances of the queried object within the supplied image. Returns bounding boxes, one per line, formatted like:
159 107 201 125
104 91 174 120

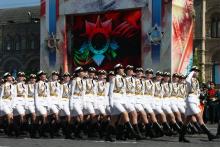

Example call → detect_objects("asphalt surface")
0 124 219 147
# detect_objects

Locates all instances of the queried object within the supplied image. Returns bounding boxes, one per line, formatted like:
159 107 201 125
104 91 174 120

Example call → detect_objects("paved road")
0 125 219 147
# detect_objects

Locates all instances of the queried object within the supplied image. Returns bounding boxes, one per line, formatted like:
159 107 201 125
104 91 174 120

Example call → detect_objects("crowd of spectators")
200 81 220 124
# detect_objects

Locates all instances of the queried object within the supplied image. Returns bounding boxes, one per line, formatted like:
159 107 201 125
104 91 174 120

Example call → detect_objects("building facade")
0 6 40 75
194 0 220 84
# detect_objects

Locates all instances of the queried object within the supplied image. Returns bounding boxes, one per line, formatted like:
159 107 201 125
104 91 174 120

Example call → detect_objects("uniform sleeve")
11 85 16 108
58 83 62 98
141 80 145 95
186 71 195 85
60 84 64 98
152 83 155 96
46 83 50 97
60 84 64 109
105 83 110 105
161 84 164 98
25 84 28 98
108 78 115 107
34 83 39 109
70 80 76 110
46 83 51 109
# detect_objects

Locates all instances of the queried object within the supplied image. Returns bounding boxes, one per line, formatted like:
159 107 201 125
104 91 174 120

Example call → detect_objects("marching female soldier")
169 73 184 126
26 74 37 138
70 67 86 138
94 70 109 138
0 73 15 136
48 71 61 138
177 74 187 120
60 72 72 139
34 70 50 137
84 67 98 138
95 70 109 116
13 72 27 136
179 66 216 142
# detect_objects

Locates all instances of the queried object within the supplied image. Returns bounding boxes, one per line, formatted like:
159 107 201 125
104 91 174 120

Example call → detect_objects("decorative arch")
206 6 220 20
206 6 220 38
24 57 40 73
1 57 23 72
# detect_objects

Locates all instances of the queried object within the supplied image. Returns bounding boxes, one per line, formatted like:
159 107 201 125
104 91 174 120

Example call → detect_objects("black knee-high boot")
177 121 183 128
88 120 99 138
29 123 37 138
39 123 48 138
193 122 203 134
49 120 56 138
187 123 198 134
179 125 190 143
152 122 164 138
13 117 21 137
99 120 109 138
171 123 181 134
162 122 175 136
125 122 144 140
145 123 155 138
63 121 74 139
200 124 216 141
3 120 13 136
132 124 145 140
116 124 126 140
74 121 84 139
105 125 116 142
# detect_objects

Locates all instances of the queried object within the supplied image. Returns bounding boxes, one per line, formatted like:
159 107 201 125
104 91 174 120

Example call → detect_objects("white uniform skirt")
59 98 70 116
70 96 83 117
35 97 49 116
185 94 201 116
160 97 173 114
83 94 95 115
13 97 25 116
177 98 186 114
152 97 164 114
169 97 179 113
25 98 35 114
134 95 145 112
0 99 13 116
49 96 60 114
94 96 107 115
111 93 135 115
141 95 154 113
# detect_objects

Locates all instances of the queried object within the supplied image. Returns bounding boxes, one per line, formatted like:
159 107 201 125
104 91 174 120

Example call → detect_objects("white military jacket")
34 80 50 107
16 81 28 98
48 80 61 98
27 83 35 98
154 81 164 98
144 79 155 96
0 82 16 100
125 76 135 96
109 74 126 106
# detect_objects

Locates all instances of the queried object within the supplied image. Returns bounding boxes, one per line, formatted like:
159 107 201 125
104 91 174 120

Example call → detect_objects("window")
4 35 13 51
15 35 21 50
211 14 220 38
27 33 36 49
